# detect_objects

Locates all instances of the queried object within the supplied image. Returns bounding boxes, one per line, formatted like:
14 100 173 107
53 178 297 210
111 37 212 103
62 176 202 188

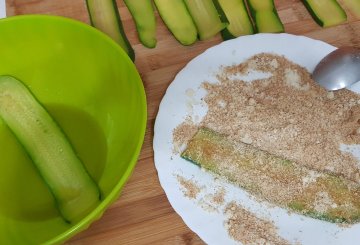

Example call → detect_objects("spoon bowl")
312 47 360 91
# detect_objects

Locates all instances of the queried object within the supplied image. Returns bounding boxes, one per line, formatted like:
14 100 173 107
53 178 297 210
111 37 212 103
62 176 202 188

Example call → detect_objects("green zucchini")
154 0 197 45
124 0 157 48
86 0 135 61
0 75 101 223
181 128 360 223
183 0 228 40
247 0 284 33
214 0 254 40
341 0 360 18
301 0 347 27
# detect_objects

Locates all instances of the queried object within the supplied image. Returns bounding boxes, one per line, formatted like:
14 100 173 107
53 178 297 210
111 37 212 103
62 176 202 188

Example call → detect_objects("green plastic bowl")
0 15 146 244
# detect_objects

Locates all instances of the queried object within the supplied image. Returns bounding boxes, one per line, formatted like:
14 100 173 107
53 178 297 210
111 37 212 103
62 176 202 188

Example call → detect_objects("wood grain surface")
5 0 360 244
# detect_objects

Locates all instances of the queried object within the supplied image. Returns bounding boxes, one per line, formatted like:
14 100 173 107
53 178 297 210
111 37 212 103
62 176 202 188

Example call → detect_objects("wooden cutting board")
5 0 360 244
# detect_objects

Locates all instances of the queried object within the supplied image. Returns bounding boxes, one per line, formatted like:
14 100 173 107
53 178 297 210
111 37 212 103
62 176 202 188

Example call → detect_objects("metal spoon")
312 46 360 91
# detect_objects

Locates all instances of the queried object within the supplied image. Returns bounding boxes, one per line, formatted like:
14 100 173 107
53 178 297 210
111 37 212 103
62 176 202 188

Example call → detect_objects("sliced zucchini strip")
0 75 101 223
301 0 347 27
183 0 228 40
247 0 284 33
341 0 360 18
124 0 157 48
86 0 135 60
154 0 197 45
214 0 254 39
182 127 360 223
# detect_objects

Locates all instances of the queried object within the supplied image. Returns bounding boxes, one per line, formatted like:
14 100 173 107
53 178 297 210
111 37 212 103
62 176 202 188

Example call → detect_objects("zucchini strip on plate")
181 127 360 223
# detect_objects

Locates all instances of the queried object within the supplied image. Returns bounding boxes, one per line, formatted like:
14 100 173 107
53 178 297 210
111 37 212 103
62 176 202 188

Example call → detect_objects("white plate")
0 0 5 19
153 33 360 245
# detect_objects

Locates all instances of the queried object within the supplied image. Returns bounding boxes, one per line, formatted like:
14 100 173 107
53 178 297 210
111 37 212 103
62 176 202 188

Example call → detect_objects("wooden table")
5 0 360 244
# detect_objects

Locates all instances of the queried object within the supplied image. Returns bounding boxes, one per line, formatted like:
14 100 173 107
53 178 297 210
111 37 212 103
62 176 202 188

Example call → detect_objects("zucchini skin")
86 0 135 61
123 0 157 48
0 75 101 223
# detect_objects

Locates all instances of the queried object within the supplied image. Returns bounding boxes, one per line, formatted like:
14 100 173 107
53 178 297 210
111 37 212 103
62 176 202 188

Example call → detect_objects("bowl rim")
0 14 147 245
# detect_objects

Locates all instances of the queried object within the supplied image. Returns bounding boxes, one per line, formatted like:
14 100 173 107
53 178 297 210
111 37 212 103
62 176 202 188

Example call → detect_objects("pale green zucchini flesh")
247 0 284 33
214 0 254 39
154 0 197 45
183 0 228 40
124 0 157 48
341 0 360 18
255 10 284 33
301 0 347 27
